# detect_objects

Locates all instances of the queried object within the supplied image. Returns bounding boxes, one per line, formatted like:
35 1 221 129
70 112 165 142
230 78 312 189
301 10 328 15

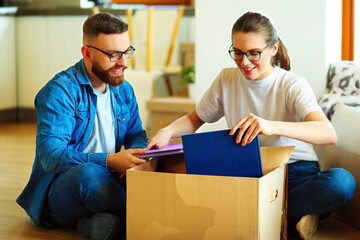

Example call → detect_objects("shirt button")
90 121 93 124
123 118 126 121
116 93 119 96
82 142 85 145
92 98 95 102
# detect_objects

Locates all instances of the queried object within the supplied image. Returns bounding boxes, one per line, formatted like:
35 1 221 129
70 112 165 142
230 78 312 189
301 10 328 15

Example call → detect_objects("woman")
147 11 355 239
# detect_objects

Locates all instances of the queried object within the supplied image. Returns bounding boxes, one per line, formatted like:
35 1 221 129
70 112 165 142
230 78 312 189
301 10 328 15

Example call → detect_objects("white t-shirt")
196 66 322 163
84 86 116 154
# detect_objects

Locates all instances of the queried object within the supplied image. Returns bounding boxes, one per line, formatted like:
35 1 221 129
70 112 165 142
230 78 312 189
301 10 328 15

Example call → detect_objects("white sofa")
320 61 360 229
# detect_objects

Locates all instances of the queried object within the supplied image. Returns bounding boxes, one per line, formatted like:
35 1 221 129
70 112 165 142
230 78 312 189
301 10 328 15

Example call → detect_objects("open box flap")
260 146 294 175
130 157 159 172
131 145 295 176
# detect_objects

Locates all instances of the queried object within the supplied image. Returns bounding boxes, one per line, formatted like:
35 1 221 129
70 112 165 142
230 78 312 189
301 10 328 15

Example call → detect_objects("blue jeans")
287 160 355 223
46 163 126 229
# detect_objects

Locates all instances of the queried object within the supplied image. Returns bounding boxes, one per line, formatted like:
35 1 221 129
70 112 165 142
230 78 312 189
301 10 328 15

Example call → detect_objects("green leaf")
180 62 195 85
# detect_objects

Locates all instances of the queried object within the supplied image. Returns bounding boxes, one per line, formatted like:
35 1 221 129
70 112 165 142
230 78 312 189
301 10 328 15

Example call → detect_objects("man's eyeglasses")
87 45 135 62
228 43 270 62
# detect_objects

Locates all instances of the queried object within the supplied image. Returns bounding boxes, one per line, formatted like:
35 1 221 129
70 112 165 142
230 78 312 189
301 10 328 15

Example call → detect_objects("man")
17 13 147 240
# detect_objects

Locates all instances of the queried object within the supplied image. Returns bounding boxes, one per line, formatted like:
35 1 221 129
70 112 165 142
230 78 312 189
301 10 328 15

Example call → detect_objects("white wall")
325 0 343 67
194 0 342 132
0 16 17 110
15 13 195 109
16 16 86 108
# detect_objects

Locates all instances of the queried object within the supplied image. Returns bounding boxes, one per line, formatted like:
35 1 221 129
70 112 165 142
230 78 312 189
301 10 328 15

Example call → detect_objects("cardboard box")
147 97 196 137
127 146 294 239
324 145 360 229
181 42 195 67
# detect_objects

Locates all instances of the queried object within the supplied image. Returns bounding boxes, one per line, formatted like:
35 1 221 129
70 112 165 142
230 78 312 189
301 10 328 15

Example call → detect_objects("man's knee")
76 163 114 195
77 163 108 179
324 168 356 202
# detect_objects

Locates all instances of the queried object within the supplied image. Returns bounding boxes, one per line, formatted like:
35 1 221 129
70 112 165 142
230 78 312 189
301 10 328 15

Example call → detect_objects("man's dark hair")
83 12 128 41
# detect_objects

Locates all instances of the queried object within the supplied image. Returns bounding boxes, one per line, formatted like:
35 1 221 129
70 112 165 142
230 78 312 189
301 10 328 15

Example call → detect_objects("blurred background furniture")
146 97 195 138
320 61 360 230
126 5 195 133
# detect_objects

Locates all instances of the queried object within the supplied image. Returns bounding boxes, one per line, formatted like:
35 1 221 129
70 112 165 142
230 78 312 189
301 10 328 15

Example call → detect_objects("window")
111 0 193 5
342 0 354 60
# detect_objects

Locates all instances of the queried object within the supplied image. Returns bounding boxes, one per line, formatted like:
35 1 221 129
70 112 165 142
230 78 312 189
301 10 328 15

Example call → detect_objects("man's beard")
91 60 127 87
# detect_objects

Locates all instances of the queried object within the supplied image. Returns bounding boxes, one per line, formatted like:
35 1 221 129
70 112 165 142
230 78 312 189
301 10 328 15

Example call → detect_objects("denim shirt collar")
77 59 93 86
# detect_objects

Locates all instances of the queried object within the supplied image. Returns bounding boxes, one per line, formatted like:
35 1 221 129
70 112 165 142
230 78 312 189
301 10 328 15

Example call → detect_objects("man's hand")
107 148 147 175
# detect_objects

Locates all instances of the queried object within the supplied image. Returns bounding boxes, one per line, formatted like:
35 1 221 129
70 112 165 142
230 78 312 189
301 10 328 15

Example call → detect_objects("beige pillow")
331 101 360 154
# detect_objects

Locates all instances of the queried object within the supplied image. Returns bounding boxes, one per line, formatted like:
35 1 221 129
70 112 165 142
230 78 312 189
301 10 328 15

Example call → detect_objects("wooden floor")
1 122 360 240
0 123 83 240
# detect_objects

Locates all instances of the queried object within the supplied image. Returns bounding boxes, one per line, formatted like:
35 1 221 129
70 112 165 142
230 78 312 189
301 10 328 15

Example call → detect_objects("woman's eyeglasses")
228 43 270 62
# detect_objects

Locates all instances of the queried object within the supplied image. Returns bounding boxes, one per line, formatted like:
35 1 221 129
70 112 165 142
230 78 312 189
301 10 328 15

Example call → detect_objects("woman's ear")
271 42 279 57
81 45 92 63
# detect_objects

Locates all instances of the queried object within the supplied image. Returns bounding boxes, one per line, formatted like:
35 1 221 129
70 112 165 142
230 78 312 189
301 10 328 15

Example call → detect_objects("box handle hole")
270 190 278 203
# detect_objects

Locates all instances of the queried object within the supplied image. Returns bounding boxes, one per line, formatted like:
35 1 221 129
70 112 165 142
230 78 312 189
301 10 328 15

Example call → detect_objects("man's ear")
81 45 92 63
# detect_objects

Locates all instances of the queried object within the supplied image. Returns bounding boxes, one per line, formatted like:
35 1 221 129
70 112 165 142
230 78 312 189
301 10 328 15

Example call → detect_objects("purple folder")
140 143 184 159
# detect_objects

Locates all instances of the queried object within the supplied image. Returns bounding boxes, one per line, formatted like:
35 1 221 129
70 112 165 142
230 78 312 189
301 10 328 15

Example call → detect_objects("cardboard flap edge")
261 146 294 175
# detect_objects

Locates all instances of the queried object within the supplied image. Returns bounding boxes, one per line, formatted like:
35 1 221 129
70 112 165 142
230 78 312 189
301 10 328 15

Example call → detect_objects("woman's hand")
146 128 173 150
229 113 274 146
146 110 205 150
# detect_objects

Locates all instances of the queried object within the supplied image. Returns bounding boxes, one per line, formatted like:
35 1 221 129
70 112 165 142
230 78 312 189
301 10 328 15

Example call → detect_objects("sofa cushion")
318 61 360 120
327 61 360 92
331 101 360 154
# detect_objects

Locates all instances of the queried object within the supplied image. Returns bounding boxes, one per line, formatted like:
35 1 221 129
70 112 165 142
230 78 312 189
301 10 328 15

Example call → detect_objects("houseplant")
180 62 195 85
180 62 196 99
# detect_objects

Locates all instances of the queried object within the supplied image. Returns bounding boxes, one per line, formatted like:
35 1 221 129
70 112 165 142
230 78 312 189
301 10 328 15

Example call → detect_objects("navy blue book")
181 129 263 178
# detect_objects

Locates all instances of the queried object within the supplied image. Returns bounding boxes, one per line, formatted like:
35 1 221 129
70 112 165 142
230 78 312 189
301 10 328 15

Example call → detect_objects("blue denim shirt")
16 59 147 226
